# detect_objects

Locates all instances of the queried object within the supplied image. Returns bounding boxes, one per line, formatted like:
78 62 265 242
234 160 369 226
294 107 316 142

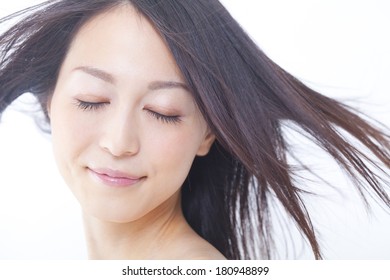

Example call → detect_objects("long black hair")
0 0 389 259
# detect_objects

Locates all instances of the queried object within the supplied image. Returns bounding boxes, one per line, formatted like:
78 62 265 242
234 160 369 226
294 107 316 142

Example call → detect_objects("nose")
98 109 140 157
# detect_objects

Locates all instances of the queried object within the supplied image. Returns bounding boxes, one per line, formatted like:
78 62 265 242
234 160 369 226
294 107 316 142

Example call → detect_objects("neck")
82 192 189 259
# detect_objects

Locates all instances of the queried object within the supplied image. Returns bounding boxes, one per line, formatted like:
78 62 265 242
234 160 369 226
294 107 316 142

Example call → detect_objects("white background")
0 0 389 259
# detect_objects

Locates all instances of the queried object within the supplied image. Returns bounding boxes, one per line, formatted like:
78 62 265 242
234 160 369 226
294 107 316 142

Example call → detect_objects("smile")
87 167 144 187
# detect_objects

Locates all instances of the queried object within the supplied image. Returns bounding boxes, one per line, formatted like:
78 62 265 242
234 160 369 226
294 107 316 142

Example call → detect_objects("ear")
196 131 216 156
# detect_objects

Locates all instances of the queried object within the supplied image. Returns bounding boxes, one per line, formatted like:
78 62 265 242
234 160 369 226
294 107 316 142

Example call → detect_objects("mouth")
87 167 145 187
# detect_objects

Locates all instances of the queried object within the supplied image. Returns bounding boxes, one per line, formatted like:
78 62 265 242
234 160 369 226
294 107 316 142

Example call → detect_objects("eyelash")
146 110 181 124
75 100 108 111
75 100 181 124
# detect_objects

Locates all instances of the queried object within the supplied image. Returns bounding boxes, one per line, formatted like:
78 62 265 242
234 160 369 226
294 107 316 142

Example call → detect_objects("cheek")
51 109 81 158
50 90 98 151
49 94 95 182
144 126 205 182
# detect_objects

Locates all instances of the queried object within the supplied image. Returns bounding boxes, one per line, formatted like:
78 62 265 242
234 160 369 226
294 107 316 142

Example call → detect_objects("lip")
87 167 144 187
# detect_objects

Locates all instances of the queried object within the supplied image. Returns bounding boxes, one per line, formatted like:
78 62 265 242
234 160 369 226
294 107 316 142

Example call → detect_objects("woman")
0 0 389 259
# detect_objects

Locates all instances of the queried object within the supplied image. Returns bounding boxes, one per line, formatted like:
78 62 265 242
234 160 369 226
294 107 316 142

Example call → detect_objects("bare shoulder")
184 240 226 260
170 230 227 260
158 214 227 260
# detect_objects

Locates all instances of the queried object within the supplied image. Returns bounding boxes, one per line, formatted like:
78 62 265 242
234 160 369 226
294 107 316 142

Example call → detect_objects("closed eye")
145 109 181 124
75 100 109 111
74 99 181 124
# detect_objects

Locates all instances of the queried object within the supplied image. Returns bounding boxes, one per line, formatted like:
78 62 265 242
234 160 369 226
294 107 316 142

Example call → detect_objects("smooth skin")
48 4 224 259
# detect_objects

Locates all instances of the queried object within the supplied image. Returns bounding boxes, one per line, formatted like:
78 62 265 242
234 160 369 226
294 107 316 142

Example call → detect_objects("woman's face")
48 4 214 223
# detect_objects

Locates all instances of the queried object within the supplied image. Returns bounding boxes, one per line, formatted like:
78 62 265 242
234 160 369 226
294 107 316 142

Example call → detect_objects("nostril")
99 134 140 158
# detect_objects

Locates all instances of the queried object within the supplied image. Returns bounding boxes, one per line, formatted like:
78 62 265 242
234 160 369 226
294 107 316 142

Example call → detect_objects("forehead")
60 3 183 83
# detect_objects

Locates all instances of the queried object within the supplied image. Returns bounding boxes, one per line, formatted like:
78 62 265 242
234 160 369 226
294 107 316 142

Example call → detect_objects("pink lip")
88 168 144 187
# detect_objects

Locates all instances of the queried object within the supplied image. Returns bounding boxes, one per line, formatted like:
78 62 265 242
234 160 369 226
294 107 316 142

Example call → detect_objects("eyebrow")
148 80 189 92
74 66 115 84
73 66 189 92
